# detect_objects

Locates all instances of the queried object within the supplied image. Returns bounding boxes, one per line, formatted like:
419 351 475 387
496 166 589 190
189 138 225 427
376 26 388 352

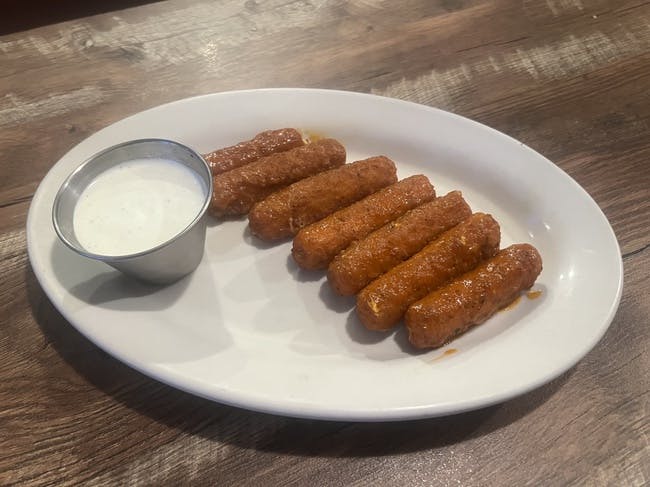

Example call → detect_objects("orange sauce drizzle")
501 295 522 311
429 348 458 363
302 130 325 143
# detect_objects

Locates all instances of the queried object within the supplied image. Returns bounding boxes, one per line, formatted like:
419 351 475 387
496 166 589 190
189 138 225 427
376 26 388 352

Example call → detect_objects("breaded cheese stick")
204 128 305 175
292 175 436 270
406 244 542 349
210 138 345 217
356 213 500 331
248 156 398 241
328 191 471 295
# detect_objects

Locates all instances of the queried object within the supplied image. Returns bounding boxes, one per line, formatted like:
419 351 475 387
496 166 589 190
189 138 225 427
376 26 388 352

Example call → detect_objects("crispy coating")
249 156 398 241
356 213 500 331
292 175 436 270
209 138 345 217
204 128 305 175
406 244 543 349
328 191 472 295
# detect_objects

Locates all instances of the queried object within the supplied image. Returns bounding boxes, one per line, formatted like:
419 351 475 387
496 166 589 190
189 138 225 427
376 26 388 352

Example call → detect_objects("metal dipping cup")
52 139 213 285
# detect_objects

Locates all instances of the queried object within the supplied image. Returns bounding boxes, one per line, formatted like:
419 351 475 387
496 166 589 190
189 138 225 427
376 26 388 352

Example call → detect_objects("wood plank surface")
1 0 648 485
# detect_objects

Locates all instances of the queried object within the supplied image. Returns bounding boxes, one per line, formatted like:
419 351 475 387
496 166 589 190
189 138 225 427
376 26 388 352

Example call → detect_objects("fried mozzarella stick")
204 128 305 175
328 191 472 295
356 213 500 331
406 244 543 349
210 138 345 217
249 156 397 241
292 175 436 270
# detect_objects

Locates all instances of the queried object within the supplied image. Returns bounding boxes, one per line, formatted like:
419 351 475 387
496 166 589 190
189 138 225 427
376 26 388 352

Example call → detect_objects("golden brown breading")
292 175 436 270
356 213 500 331
204 128 305 175
248 156 398 241
328 191 471 295
210 138 345 217
406 244 542 348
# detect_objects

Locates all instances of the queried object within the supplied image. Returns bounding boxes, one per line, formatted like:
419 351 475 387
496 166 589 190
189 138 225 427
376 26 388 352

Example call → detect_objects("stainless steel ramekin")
52 138 212 285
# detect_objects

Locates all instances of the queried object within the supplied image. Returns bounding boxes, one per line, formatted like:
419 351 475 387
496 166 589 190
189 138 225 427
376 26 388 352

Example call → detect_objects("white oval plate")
27 89 623 421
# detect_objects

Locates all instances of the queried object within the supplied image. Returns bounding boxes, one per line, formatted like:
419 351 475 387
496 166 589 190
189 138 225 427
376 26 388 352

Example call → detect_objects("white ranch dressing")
73 158 206 256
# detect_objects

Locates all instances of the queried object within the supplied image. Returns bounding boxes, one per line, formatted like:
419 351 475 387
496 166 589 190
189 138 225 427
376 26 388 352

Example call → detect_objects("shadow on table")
1 0 165 35
27 265 571 458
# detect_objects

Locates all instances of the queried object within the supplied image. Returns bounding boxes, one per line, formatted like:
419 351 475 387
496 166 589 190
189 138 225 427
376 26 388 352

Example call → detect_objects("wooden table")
1 1 648 485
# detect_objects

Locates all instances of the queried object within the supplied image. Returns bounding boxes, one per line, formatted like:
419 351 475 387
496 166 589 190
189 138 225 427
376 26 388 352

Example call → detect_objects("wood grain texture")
0 0 648 485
